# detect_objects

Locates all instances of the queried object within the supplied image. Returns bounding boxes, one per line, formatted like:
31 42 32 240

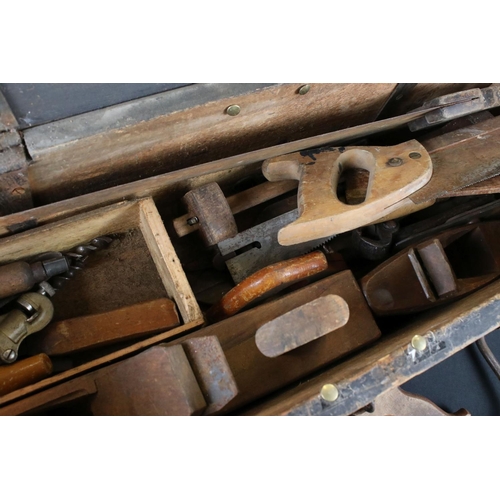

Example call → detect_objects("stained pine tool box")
1 83 500 416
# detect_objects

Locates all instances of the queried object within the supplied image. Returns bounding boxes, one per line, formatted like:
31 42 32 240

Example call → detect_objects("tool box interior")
1 83 500 416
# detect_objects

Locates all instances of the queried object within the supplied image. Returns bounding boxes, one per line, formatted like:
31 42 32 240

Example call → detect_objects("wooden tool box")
1 83 499 416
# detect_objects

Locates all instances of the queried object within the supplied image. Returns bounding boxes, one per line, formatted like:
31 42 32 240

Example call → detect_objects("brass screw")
298 84 311 95
387 157 403 167
409 152 422 159
411 335 427 352
226 104 241 116
320 383 339 402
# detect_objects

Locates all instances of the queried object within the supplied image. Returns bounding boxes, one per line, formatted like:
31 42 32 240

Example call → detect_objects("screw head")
411 335 427 352
387 157 403 167
382 220 398 231
409 152 422 159
298 84 311 95
187 216 199 226
11 187 26 195
2 349 16 362
226 105 241 116
320 383 339 402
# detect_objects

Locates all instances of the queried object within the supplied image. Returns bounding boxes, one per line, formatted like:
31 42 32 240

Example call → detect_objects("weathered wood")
263 140 432 244
137 199 202 323
0 105 438 238
0 197 204 408
0 336 237 416
33 298 180 355
26 84 397 203
181 182 237 245
242 279 500 416
90 345 207 416
173 179 298 238
354 387 470 416
0 320 202 409
182 270 380 414
255 295 349 358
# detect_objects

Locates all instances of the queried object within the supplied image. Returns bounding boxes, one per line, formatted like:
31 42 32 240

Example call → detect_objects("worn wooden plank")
0 319 202 408
242 279 500 416
173 270 380 414
33 298 180 356
26 84 397 203
138 198 203 323
0 106 441 238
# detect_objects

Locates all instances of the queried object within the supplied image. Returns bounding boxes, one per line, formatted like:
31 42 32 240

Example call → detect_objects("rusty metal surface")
255 295 350 358
409 85 500 132
218 209 334 283
362 222 500 316
182 336 238 415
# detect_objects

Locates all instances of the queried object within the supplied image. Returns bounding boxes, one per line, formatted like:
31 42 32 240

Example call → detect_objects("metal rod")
476 335 500 380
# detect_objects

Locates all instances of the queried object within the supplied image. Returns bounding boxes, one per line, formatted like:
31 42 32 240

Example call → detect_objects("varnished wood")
0 354 53 397
206 251 328 322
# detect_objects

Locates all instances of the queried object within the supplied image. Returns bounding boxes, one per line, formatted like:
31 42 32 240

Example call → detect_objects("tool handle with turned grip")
0 262 43 300
206 251 328 323
0 353 53 397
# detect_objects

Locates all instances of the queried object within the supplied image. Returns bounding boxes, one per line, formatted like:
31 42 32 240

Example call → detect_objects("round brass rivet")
298 84 311 95
409 152 422 159
320 383 339 402
411 335 427 352
226 104 241 116
387 157 403 167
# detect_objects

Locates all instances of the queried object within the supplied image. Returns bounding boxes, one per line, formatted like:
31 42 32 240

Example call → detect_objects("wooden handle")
173 180 297 238
206 251 328 323
0 354 53 397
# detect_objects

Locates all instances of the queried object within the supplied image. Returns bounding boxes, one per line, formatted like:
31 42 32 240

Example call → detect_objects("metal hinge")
0 92 33 216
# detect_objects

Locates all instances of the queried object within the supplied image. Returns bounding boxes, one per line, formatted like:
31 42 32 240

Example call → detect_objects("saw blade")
217 209 335 284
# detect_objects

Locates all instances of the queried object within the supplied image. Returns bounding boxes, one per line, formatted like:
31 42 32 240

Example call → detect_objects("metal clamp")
0 292 54 363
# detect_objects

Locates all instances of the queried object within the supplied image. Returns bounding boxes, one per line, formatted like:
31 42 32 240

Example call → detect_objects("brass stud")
320 383 339 402
411 335 427 352
298 84 311 95
226 104 241 116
